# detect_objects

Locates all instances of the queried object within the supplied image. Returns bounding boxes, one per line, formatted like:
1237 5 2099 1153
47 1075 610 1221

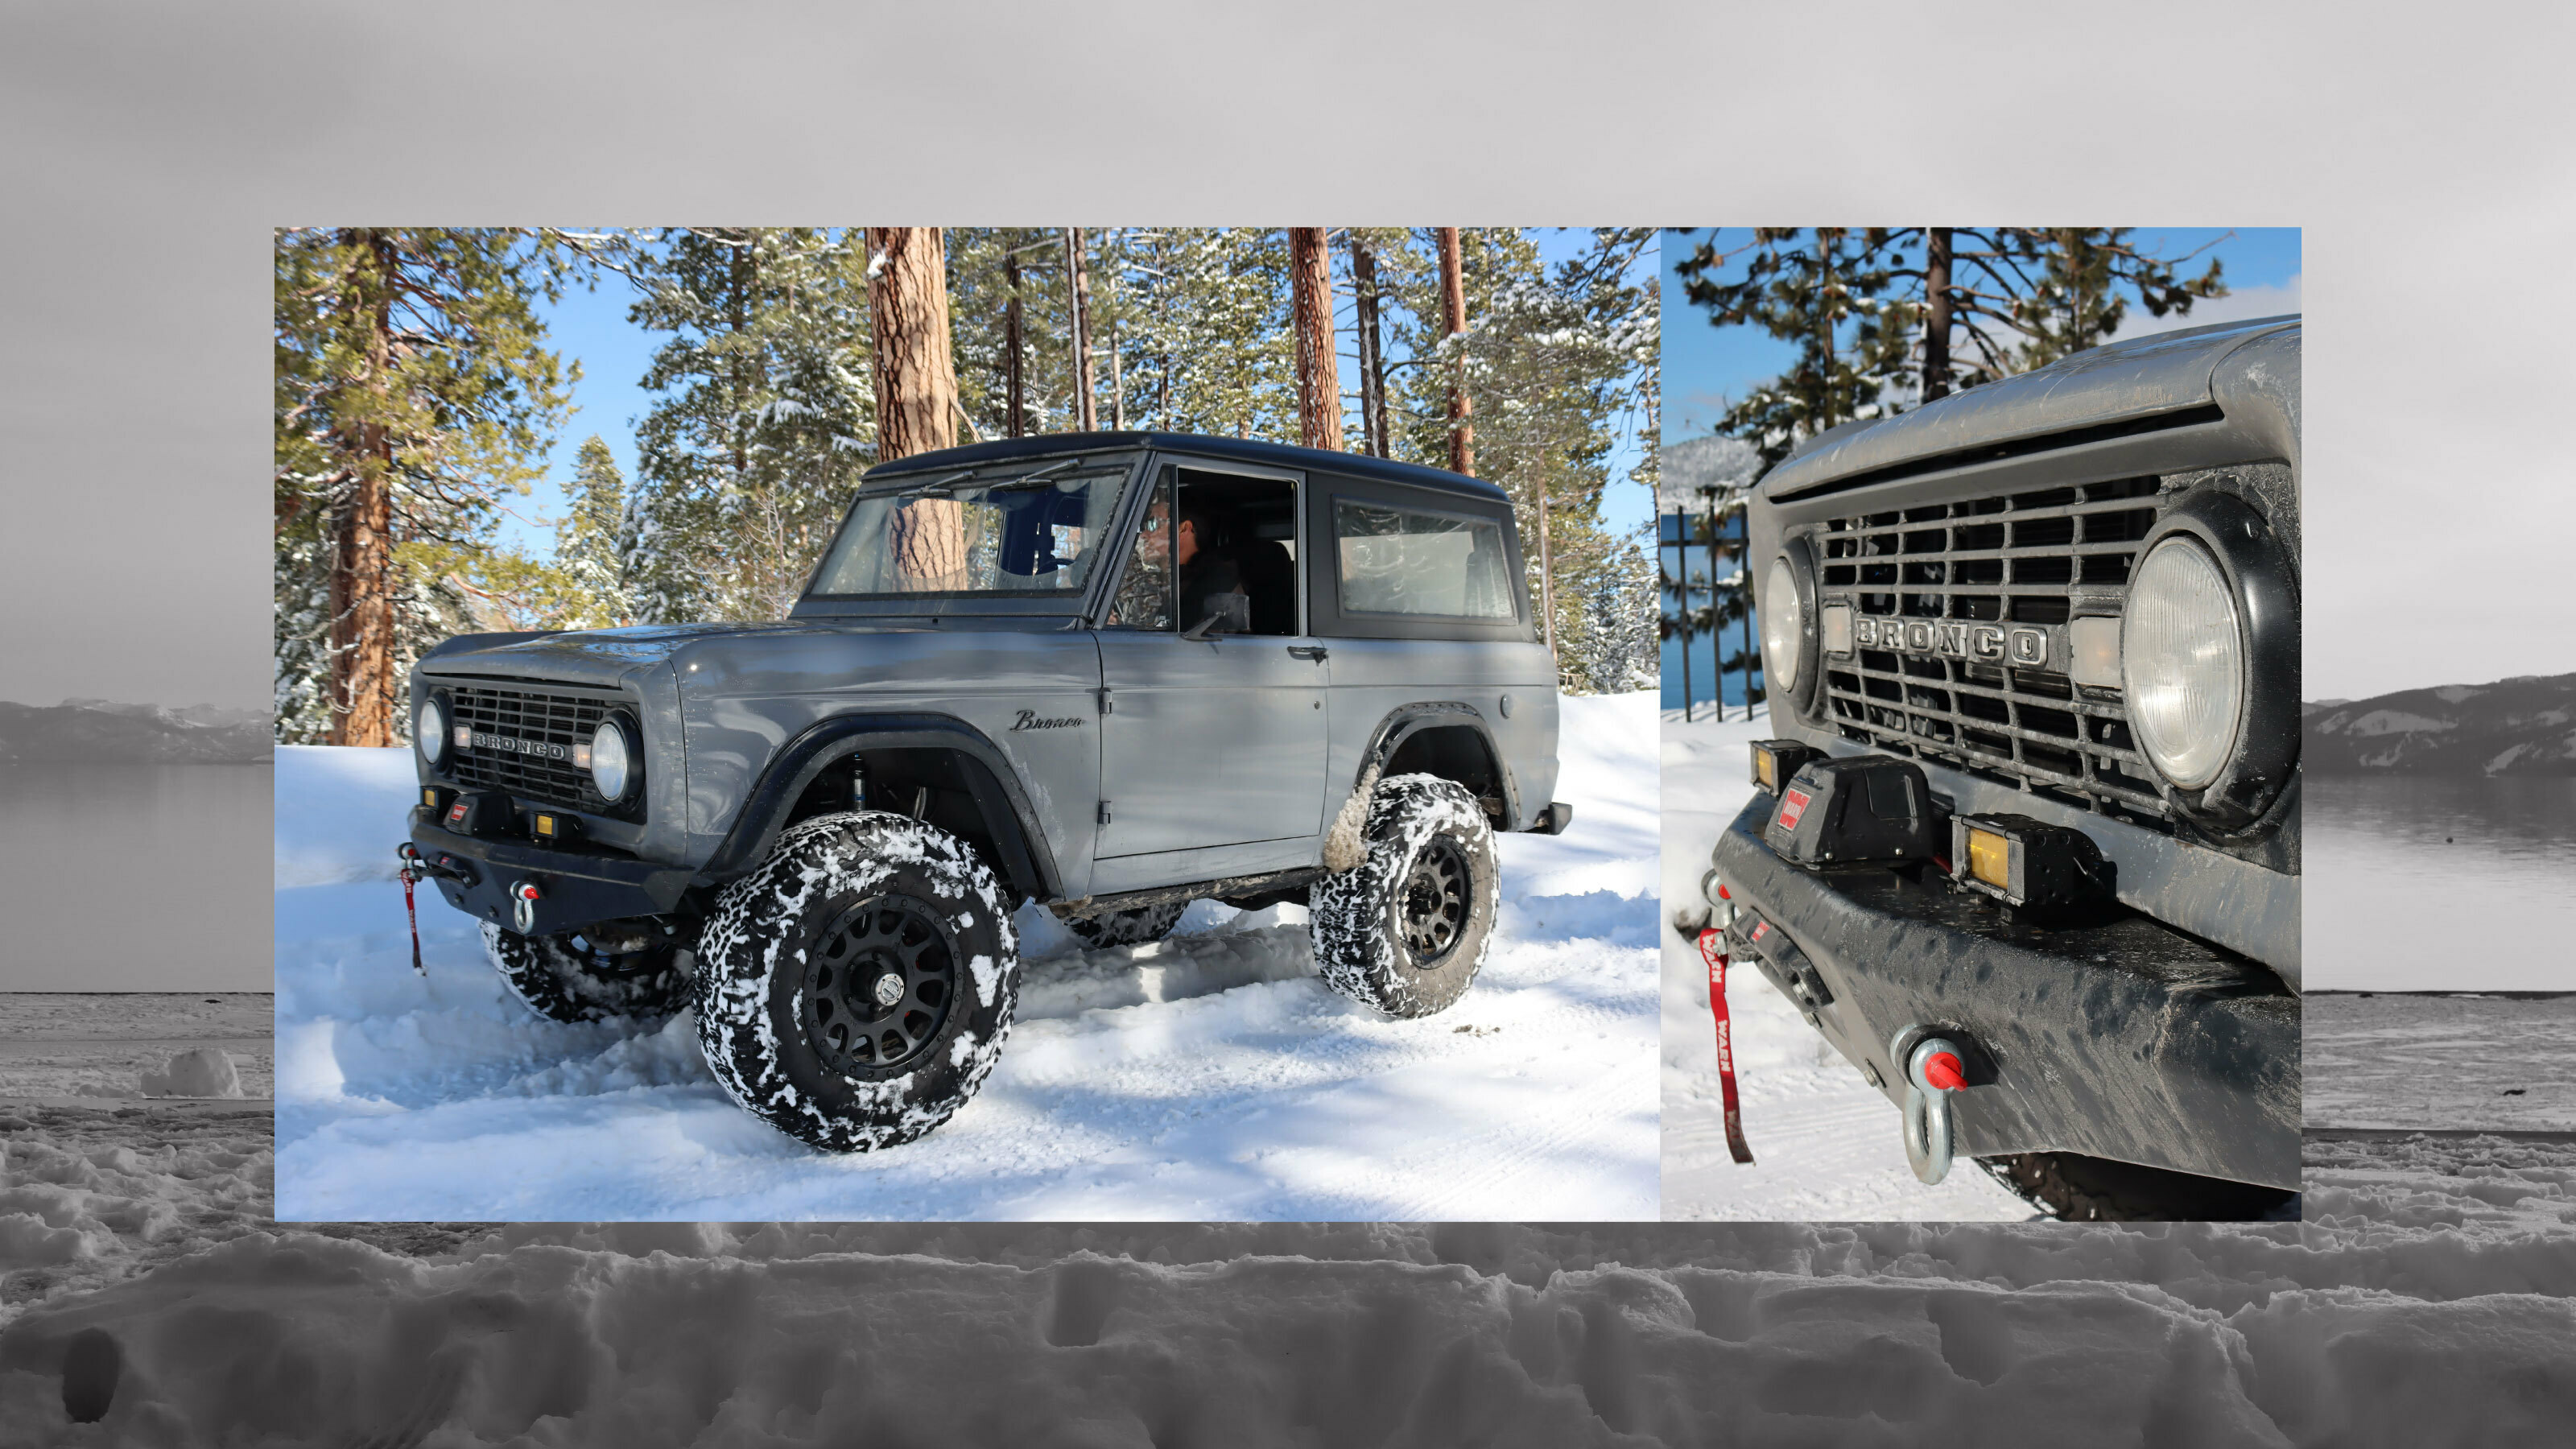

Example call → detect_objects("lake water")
0 762 272 991
2305 775 2576 991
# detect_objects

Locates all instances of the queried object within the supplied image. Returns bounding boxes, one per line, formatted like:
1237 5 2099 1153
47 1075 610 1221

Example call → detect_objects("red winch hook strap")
1698 927 1756 1165
399 865 427 978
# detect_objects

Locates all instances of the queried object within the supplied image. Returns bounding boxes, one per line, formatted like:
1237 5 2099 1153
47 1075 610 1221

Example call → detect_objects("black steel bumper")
407 808 698 938
1711 794 2299 1191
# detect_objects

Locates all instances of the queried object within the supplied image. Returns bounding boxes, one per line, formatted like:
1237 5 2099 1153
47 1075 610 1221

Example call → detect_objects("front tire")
483 922 691 1023
1310 774 1498 1018
694 811 1020 1153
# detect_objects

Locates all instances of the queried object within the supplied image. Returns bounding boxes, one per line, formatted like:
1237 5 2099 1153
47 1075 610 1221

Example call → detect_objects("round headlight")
589 720 634 802
1762 555 1807 694
415 697 446 765
2121 535 2244 790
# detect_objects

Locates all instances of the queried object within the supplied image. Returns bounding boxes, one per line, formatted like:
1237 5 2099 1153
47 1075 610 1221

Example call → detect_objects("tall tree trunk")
866 227 958 462
1004 246 1026 438
328 228 398 748
1065 227 1096 431
1922 226 1954 402
1817 230 1838 431
1351 234 1387 456
1288 228 1341 451
1535 460 1556 658
1436 227 1474 476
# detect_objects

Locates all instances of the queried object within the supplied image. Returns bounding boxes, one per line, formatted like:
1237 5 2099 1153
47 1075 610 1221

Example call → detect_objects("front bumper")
1711 794 2299 1191
407 808 697 938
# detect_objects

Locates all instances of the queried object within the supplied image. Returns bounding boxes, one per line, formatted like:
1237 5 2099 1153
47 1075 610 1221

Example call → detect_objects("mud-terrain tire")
1975 1152 2297 1223
1310 774 1499 1018
694 811 1019 1153
483 922 692 1023
1066 901 1187 948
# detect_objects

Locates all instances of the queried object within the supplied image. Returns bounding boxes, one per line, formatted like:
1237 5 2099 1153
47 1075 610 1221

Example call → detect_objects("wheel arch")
1360 703 1520 828
702 712 1062 903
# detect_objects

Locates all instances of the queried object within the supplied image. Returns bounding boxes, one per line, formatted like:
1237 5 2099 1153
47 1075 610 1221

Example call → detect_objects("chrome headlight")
2122 535 2244 791
415 696 446 766
588 718 634 802
1762 554 1809 695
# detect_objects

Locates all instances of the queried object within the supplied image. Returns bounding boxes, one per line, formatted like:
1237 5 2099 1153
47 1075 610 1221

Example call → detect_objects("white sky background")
0 0 2566 712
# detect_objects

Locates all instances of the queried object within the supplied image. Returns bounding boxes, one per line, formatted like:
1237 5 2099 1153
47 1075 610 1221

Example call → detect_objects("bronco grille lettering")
468 730 573 761
1853 616 2049 669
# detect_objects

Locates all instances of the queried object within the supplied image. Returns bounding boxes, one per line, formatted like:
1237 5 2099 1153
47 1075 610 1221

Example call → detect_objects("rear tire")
483 922 691 1023
694 811 1019 1153
1310 774 1497 1018
1065 901 1187 948
1975 1152 2297 1222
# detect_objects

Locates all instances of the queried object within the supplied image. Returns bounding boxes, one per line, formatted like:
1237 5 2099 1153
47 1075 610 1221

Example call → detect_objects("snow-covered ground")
271 693 1660 1221
0 997 270 1102
2306 993 2576 1129
1660 706 2033 1220
10 1208 2576 1444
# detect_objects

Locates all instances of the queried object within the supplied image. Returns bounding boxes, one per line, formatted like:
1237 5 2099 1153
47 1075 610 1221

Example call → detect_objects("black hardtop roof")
861 431 1512 505
1761 313 2300 497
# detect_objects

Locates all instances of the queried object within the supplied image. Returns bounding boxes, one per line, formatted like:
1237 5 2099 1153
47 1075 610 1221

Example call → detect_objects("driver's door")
1090 459 1331 870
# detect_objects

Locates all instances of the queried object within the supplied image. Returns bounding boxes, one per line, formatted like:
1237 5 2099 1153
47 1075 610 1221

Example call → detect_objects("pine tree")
551 435 634 628
1670 227 1911 465
623 228 874 624
273 227 572 745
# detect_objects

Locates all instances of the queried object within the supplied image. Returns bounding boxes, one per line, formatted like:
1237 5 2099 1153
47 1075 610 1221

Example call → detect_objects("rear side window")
1333 501 1516 619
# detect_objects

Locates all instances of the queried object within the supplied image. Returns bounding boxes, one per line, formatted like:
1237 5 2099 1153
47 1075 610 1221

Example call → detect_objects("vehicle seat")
1235 539 1295 635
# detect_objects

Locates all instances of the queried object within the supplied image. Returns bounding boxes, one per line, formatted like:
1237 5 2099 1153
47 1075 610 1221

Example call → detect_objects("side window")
1102 466 1176 630
1333 499 1516 620
1104 464 1302 636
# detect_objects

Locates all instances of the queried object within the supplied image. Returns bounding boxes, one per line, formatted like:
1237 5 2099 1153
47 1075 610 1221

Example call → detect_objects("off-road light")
588 718 634 802
1948 812 2112 909
1762 755 1938 867
2122 535 2244 790
416 697 446 765
1748 739 1822 794
531 811 579 843
1762 555 1808 693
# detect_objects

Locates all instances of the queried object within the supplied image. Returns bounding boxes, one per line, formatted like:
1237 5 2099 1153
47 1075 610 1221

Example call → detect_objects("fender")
1355 701 1522 828
701 712 1064 902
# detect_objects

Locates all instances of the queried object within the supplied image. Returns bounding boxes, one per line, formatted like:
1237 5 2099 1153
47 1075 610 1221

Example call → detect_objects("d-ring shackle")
1893 1031 1968 1184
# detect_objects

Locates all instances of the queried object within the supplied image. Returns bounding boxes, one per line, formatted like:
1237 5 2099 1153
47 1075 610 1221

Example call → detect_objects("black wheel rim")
800 895 958 1074
1399 836 1472 967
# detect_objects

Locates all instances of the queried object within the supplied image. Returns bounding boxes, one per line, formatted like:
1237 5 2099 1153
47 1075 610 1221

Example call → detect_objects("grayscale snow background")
269 691 1662 1223
1658 706 2033 1220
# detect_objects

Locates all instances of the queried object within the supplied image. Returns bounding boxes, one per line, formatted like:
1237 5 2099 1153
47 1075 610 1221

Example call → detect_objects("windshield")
803 452 1141 600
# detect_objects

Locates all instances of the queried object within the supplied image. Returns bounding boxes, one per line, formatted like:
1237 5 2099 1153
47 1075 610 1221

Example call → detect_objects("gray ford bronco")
1690 316 2301 1220
402 434 1570 1151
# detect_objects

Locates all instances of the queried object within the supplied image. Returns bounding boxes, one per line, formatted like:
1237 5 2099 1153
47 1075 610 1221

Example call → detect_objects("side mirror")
1180 592 1250 642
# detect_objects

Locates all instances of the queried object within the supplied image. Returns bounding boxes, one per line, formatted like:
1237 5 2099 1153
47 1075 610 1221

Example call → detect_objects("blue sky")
501 228 1657 557
1662 227 2302 442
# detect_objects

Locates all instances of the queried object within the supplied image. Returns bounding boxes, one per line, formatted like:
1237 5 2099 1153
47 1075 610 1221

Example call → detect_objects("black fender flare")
1355 702 1521 828
701 712 1063 902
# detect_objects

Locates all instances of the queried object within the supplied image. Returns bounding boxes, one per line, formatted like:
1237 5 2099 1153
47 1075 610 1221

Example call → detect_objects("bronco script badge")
1850 617 2049 668
1009 709 1084 731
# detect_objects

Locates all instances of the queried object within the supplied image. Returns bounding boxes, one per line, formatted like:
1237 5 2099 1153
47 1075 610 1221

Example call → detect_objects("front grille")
1812 477 2171 823
442 684 630 815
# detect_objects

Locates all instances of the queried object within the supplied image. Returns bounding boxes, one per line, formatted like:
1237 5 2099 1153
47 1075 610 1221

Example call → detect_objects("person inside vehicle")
1174 500 1248 632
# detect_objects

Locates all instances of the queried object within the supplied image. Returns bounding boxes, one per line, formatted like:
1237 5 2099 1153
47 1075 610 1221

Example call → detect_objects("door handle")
1287 646 1329 662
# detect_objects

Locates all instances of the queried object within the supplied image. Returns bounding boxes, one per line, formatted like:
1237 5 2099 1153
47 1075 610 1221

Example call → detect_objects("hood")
1760 314 2301 501
415 621 829 690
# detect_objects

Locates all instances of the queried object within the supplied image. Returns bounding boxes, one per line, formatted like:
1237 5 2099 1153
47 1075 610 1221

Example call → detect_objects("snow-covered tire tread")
693 810 1019 1154
483 922 691 1024
1309 774 1499 1018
